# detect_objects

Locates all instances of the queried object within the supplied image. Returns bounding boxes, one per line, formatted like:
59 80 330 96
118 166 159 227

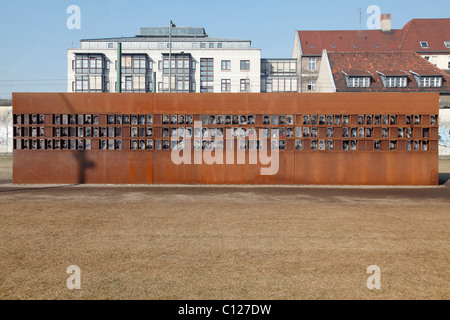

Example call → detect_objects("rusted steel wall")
12 92 439 185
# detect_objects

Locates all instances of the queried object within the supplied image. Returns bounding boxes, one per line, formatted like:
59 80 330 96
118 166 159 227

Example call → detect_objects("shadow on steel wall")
59 93 95 184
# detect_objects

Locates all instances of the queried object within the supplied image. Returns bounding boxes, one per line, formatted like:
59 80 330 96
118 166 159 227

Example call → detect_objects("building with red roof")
293 17 450 94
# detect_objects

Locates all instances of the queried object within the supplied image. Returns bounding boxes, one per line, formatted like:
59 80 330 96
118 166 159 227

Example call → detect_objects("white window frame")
308 57 316 70
420 41 429 48
221 60 231 71
307 81 316 91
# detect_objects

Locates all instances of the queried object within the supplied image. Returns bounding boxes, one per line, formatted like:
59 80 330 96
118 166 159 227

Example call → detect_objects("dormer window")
347 77 370 87
410 71 443 87
420 41 429 48
419 77 442 87
343 71 371 88
377 71 408 88
444 41 450 48
385 77 407 88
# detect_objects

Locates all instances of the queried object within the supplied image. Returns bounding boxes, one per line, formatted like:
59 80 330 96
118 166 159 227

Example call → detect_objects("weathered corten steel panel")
12 92 439 185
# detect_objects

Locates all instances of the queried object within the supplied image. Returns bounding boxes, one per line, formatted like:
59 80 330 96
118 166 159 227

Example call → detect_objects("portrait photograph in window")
271 140 278 150
413 140 420 151
390 140 397 151
54 127 60 137
224 115 231 125
343 140 349 151
390 115 397 125
311 115 318 125
311 127 318 138
115 115 122 125
374 140 381 151
374 115 380 125
217 115 224 125
248 115 255 125
311 140 318 150
107 114 115 125
366 128 372 138
162 115 169 125
202 115 208 125
414 115 421 125
303 115 310 125
295 140 302 150
99 139 107 150
162 140 170 150
54 114 61 125
319 140 325 150
342 127 349 138
430 115 436 126
343 115 349 125
131 127 138 138
351 128 357 138
303 127 310 137
319 115 325 125
382 128 389 138
350 140 357 151
334 115 341 125
358 115 364 125
115 140 122 150
382 115 389 125
327 140 333 150
38 114 45 125
139 115 145 125
123 115 130 125
130 140 138 150
209 115 216 125
358 127 364 138
131 115 138 125
85 114 92 125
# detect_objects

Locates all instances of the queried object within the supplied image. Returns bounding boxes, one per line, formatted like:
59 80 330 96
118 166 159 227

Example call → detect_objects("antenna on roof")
359 8 362 30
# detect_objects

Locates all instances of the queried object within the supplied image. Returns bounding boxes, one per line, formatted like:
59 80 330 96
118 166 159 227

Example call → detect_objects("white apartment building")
67 27 261 93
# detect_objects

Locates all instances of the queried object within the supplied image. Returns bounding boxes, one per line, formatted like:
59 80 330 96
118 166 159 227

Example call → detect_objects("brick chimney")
380 13 392 32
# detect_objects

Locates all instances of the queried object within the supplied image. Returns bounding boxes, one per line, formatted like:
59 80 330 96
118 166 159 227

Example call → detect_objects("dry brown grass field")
0 155 449 300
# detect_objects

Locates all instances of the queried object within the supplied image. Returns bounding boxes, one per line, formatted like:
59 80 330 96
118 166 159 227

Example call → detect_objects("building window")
420 41 429 48
431 56 438 66
108 43 113 48
445 41 450 48
424 56 430 61
75 56 103 74
221 60 231 71
209 43 214 48
158 82 163 92
419 77 442 87
221 79 231 92
200 58 214 92
240 60 250 71
307 81 316 91
308 57 316 70
75 76 89 92
217 43 223 48
200 43 206 49
240 79 250 92
192 61 196 70
385 77 407 88
347 77 370 88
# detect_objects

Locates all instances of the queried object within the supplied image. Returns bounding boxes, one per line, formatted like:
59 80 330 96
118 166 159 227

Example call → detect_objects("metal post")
117 42 122 93
169 21 172 93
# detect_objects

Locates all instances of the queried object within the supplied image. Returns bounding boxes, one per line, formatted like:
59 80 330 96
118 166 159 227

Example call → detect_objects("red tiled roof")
327 51 450 92
398 19 450 52
298 18 450 55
